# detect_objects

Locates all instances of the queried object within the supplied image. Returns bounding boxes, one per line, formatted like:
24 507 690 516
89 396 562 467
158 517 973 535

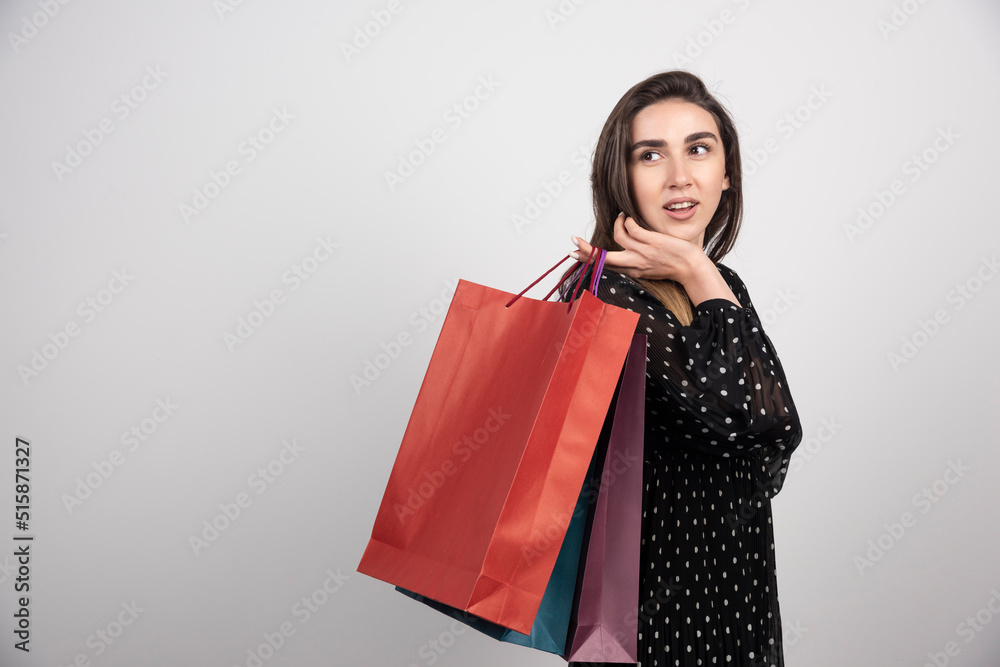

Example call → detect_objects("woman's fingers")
608 212 701 280
570 213 652 277
598 250 637 276
614 213 661 260
569 234 592 253
620 213 657 244
570 237 637 278
612 212 639 252
572 212 673 279
613 213 658 272
568 235 594 262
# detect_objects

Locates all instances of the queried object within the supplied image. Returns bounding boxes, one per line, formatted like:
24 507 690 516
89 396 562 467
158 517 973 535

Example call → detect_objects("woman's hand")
570 213 741 307
570 213 703 283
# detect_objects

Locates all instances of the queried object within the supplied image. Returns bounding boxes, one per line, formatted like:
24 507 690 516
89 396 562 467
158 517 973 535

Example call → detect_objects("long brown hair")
569 70 744 325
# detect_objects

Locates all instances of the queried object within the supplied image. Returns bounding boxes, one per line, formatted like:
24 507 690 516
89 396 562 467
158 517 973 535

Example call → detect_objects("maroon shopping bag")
565 334 645 663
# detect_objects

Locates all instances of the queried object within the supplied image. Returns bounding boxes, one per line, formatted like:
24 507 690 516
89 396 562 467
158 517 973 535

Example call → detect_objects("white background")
1 1 999 666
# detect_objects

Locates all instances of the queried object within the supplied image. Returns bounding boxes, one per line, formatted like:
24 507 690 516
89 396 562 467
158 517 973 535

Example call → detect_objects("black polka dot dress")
578 264 803 667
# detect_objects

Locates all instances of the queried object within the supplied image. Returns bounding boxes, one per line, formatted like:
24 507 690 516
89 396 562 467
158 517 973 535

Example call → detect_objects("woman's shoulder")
599 261 745 291
713 260 740 283
597 267 641 289
592 268 657 310
713 261 748 289
713 261 755 310
595 267 653 299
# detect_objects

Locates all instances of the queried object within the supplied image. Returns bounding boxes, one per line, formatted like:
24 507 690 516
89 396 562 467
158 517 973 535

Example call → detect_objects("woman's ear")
722 174 731 192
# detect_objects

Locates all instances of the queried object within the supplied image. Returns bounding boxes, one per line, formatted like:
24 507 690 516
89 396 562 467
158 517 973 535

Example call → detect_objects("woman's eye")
640 151 659 162
691 144 711 155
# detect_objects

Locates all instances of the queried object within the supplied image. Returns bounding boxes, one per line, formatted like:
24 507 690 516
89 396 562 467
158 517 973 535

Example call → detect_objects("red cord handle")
505 248 605 309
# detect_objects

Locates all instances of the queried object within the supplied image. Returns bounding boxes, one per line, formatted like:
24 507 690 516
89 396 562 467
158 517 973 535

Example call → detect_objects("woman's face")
627 99 730 248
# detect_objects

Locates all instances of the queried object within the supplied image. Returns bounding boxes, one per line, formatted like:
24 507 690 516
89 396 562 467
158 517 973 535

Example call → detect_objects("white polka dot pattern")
568 263 803 667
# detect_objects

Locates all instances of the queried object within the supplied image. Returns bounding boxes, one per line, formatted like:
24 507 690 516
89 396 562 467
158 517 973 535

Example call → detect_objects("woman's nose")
665 158 692 188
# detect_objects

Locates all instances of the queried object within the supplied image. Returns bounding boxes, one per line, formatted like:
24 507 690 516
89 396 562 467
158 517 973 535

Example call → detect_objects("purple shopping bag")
564 334 645 663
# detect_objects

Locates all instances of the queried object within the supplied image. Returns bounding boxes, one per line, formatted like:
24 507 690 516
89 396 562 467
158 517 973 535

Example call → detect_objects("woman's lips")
664 202 698 220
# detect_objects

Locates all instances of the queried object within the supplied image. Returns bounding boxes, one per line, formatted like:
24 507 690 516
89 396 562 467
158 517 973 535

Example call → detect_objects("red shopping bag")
565 334 645 663
357 253 639 634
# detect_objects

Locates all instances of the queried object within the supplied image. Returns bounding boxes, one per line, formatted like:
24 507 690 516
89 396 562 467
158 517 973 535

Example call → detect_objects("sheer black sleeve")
588 263 803 495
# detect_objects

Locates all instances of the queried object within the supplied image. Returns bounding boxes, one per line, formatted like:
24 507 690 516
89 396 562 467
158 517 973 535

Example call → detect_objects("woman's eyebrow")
630 131 720 152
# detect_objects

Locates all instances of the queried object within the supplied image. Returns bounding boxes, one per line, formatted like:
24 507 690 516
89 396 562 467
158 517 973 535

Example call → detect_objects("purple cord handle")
590 249 607 294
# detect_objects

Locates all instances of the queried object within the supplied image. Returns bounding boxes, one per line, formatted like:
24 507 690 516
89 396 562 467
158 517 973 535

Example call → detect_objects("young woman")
564 70 803 667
